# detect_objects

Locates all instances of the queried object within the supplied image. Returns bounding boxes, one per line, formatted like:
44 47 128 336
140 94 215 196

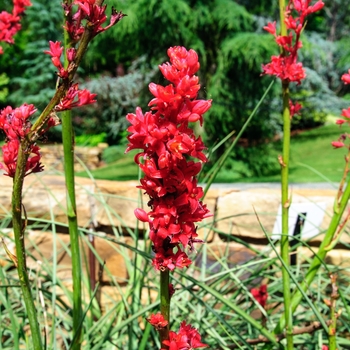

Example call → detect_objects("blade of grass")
255 209 329 332
202 79 275 197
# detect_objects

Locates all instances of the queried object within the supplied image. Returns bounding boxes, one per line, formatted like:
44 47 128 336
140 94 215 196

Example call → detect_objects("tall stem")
62 4 82 348
278 0 293 348
12 142 43 350
280 81 293 348
159 270 170 348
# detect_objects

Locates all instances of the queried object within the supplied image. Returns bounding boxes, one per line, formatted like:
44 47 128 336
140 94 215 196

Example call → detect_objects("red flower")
44 40 63 58
0 0 31 53
146 312 168 331
263 21 276 35
251 284 268 309
0 139 43 177
0 104 36 139
161 321 208 350
342 70 350 84
55 84 97 111
336 119 346 125
331 141 345 149
65 1 125 39
289 99 302 117
341 108 350 119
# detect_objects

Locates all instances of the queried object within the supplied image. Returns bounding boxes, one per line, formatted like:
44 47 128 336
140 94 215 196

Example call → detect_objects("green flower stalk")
261 0 324 348
127 46 211 349
0 2 125 349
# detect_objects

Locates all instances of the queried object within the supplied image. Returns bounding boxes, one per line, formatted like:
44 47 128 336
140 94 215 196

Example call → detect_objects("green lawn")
77 123 348 183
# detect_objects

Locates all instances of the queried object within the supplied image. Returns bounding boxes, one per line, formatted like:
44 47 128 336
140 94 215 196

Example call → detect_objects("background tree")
2 0 350 177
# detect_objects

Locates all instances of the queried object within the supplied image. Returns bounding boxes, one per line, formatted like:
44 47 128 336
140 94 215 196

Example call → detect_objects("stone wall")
0 173 349 286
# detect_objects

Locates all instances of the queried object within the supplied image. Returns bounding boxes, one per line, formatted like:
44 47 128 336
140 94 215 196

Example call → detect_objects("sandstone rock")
36 144 106 172
0 230 132 283
215 188 341 243
0 174 94 227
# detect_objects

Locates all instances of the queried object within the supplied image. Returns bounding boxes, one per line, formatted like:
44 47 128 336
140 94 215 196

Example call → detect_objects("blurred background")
1 0 350 182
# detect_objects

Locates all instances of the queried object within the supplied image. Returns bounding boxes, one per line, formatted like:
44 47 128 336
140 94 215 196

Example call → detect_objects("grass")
77 149 139 181
2 122 350 349
77 123 347 183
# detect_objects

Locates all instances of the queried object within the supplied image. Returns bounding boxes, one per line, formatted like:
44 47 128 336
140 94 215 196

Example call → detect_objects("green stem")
61 110 82 349
278 0 293 347
275 174 350 333
328 274 338 350
280 81 293 349
12 142 43 350
159 270 170 349
62 7 82 348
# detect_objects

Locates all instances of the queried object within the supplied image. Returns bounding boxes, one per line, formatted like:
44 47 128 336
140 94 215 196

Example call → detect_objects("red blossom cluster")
0 0 31 54
147 315 207 349
251 284 268 309
146 313 169 331
126 46 212 272
161 321 208 350
63 0 125 42
331 71 350 149
0 104 45 177
262 0 324 85
44 2 124 109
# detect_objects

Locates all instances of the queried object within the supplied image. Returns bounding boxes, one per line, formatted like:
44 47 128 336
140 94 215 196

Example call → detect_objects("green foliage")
2 0 350 177
3 0 63 111
78 58 157 143
75 133 107 146
102 145 128 164
0 73 9 103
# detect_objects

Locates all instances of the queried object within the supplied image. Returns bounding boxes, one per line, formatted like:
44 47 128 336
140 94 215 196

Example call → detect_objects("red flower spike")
262 0 324 85
251 284 268 309
126 47 211 271
0 102 58 178
71 0 125 38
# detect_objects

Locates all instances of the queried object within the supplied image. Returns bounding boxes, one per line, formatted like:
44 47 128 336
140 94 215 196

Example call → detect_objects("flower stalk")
262 1 325 346
61 2 82 347
127 47 210 349
1 2 125 348
327 274 339 350
12 142 43 350
280 79 293 349
159 270 170 347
